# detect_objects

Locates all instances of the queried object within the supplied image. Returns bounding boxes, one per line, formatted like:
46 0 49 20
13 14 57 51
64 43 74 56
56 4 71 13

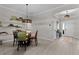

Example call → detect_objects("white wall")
33 16 79 40
62 19 79 39
62 20 74 36
73 19 79 39
32 18 57 41
0 5 26 42
33 16 79 41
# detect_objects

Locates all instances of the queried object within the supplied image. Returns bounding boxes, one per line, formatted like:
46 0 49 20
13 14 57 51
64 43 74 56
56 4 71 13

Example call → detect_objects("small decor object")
8 24 14 27
18 17 23 21
0 32 8 34
8 24 21 28
10 16 17 20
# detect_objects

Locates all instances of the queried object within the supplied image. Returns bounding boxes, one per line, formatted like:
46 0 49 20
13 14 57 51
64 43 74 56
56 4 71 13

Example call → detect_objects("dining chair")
13 31 18 46
17 31 28 51
30 30 38 46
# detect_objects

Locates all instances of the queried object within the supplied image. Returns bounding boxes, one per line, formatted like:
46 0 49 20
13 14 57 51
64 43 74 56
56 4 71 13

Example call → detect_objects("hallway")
0 37 79 55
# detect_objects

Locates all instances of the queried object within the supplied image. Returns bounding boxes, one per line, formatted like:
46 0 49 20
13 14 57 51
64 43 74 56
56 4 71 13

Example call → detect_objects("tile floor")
0 37 79 55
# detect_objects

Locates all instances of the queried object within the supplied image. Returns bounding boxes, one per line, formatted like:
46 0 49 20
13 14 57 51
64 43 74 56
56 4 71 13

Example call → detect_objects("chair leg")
13 38 15 46
16 40 18 45
24 44 27 51
35 38 38 46
17 41 20 51
17 44 19 51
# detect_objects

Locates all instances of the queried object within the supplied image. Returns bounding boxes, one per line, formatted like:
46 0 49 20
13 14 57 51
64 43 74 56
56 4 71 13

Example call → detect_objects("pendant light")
25 4 32 32
23 4 32 23
64 10 70 19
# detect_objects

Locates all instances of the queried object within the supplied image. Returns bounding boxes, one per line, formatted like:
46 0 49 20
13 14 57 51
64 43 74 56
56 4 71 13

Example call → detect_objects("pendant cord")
26 4 28 18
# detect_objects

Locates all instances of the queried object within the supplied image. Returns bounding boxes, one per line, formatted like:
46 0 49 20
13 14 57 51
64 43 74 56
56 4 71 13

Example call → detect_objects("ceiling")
0 4 79 21
55 7 79 20
0 4 64 15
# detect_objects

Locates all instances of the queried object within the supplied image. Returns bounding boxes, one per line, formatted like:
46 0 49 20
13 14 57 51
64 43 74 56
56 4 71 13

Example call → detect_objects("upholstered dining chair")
13 30 23 46
17 31 28 51
30 30 38 46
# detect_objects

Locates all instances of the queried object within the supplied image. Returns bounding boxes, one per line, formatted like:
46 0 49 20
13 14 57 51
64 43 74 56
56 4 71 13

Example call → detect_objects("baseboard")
3 40 13 43
63 35 79 40
38 36 56 41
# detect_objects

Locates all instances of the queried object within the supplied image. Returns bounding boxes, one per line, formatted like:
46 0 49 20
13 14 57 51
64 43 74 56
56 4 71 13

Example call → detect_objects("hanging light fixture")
10 4 32 24
24 4 32 32
64 10 70 19
26 4 28 18
22 4 32 23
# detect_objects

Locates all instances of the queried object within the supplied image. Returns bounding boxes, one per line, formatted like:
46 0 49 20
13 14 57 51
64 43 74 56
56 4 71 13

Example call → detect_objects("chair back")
17 31 28 41
13 31 18 38
35 30 38 39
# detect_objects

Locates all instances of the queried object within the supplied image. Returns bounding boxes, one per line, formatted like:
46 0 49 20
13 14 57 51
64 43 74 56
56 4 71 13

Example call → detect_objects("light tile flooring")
0 37 79 55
